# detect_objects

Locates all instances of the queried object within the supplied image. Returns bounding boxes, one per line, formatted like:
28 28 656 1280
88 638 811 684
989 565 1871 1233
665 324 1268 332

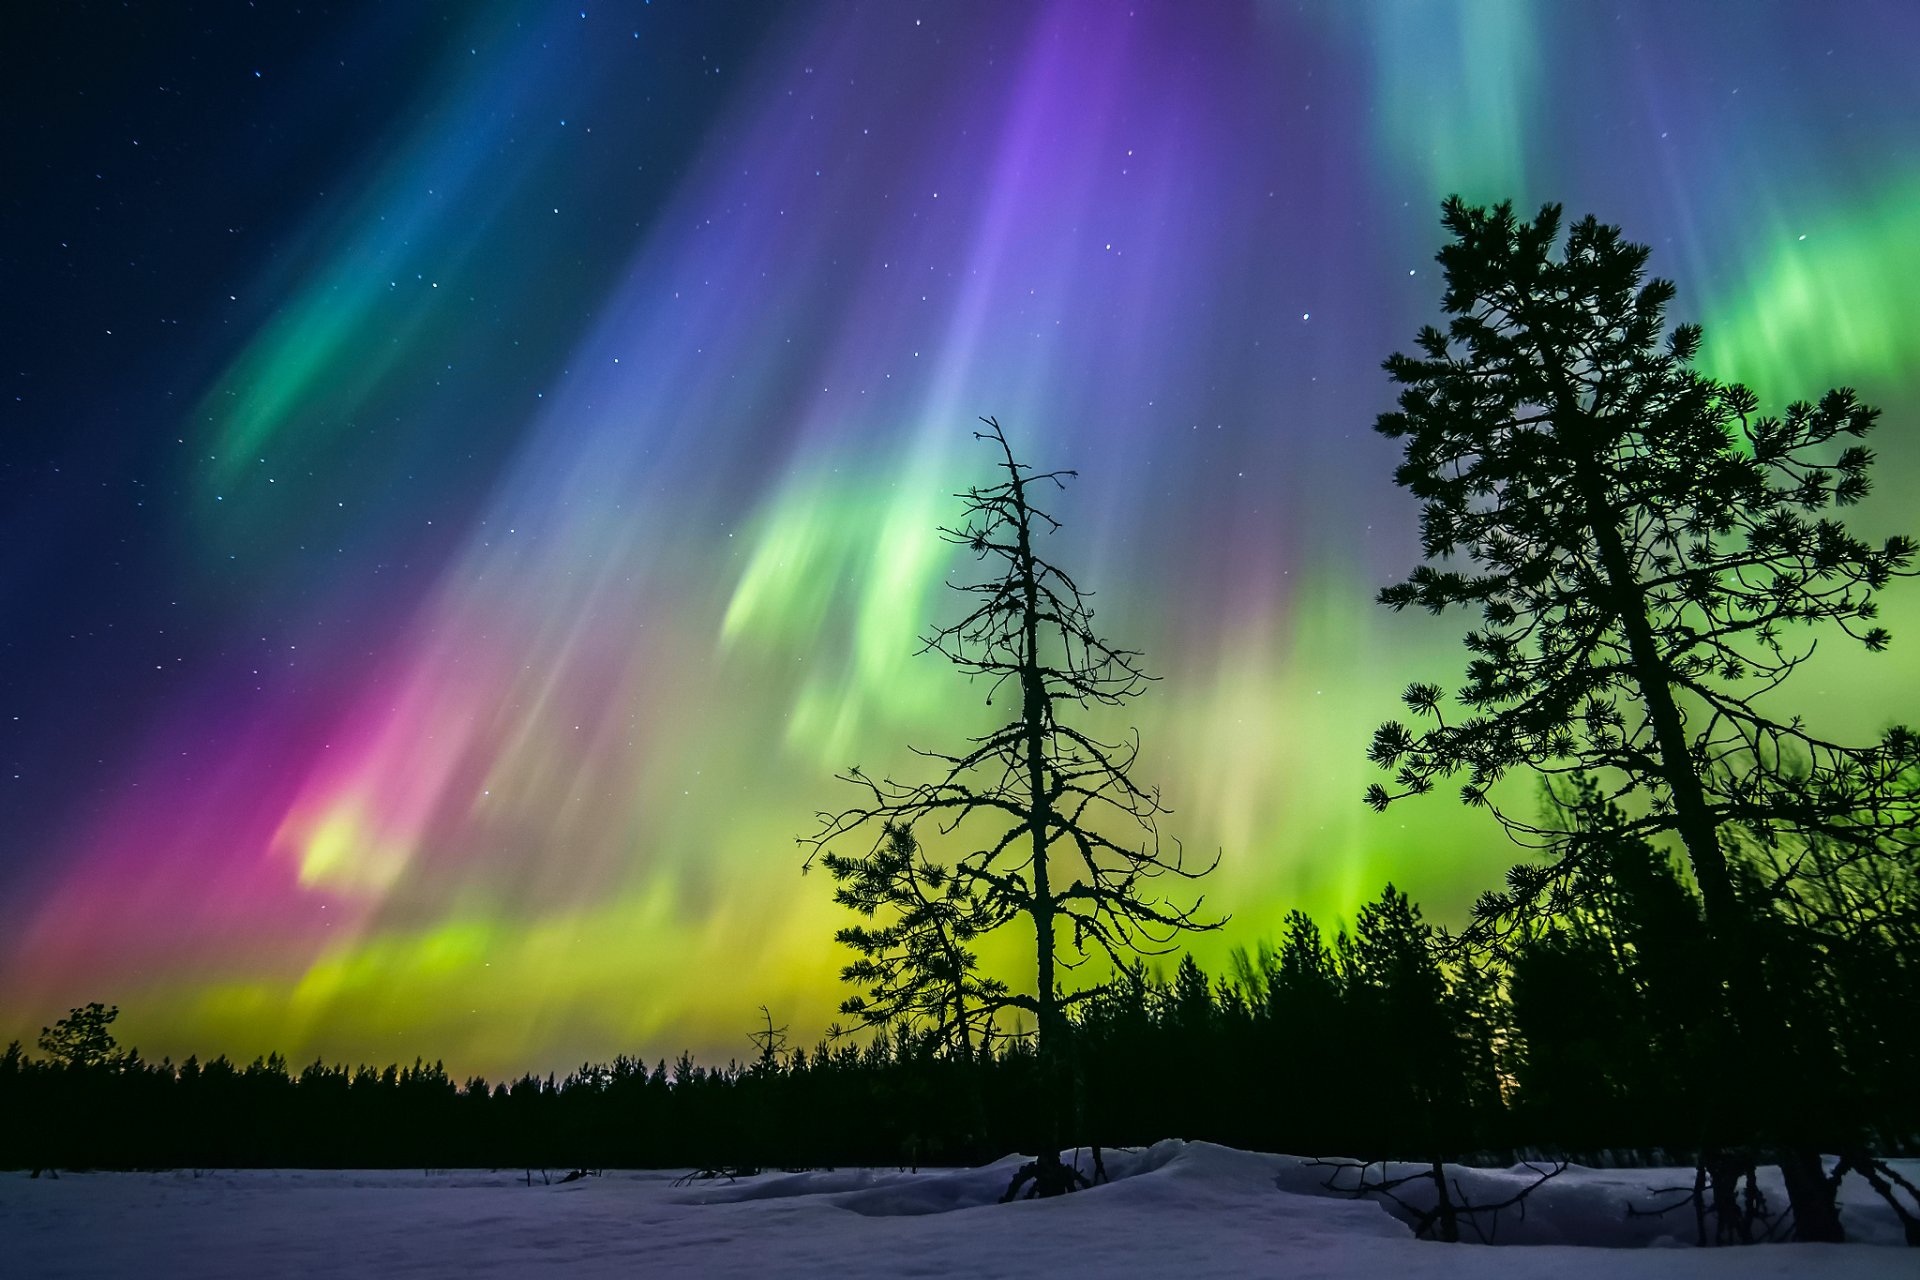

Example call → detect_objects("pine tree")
805 417 1218 1197
1366 198 1919 1240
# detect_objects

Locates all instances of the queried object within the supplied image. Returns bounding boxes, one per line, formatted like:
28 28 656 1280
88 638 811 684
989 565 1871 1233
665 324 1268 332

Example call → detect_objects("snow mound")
681 1139 1919 1248
1272 1151 1920 1248
674 1156 1023 1215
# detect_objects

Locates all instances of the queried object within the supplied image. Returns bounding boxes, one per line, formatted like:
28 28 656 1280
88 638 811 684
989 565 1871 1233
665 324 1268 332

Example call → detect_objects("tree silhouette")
748 1006 789 1074
804 417 1218 1197
38 1002 120 1070
1503 797 1718 1149
1365 198 1919 1241
822 821 1007 1057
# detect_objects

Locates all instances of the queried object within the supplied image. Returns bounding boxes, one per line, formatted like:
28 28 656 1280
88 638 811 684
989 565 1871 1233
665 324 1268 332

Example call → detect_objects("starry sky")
4 0 1918 1078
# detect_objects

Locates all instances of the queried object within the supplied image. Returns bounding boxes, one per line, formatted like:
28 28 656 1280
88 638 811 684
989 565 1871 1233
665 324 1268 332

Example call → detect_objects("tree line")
4 831 1915 1183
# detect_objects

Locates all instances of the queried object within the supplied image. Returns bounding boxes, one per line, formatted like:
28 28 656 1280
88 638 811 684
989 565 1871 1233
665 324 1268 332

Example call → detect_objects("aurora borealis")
5 1 1919 1079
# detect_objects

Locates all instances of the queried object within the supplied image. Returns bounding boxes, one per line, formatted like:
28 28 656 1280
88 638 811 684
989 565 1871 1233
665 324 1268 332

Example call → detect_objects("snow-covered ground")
2 1142 1912 1277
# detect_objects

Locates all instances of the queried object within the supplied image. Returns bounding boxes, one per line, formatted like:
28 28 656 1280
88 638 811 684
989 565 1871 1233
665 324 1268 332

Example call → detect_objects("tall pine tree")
1366 199 1918 1241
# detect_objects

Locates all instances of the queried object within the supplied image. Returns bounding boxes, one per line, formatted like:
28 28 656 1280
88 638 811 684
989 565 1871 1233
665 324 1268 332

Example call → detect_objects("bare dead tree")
803 417 1219 1198
748 1006 789 1074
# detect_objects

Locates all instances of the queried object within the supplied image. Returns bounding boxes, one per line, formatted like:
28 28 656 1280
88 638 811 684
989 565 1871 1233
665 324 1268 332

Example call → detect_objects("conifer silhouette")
1367 198 1919 1241
822 821 1007 1058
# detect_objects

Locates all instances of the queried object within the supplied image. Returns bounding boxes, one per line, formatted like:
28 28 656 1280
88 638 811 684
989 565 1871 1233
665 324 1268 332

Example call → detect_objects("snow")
1 1142 1912 1277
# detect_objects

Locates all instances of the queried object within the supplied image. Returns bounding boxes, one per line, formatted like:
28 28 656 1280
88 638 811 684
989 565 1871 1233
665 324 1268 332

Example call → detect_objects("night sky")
4 0 1918 1078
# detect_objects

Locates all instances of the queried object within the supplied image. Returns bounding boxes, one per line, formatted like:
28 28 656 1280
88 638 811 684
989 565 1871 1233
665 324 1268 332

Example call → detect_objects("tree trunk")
1014 464 1064 1183
1430 1159 1460 1242
1778 1147 1844 1243
1575 463 1842 1241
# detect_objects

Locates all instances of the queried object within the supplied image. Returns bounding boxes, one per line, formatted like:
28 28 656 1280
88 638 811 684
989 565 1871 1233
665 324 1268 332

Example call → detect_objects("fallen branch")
672 1165 759 1187
1307 1155 1568 1244
1832 1148 1920 1246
